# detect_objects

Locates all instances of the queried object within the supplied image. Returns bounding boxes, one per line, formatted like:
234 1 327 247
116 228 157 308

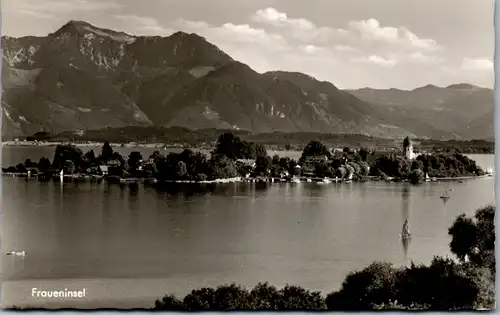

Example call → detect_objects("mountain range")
1 20 494 140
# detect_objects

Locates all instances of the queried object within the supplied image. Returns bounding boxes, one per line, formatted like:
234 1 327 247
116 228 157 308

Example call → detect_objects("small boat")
321 178 331 184
440 190 451 199
400 219 411 239
306 178 312 183
290 177 301 184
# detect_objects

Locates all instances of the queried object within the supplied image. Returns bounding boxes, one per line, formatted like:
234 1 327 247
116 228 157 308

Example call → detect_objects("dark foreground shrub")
153 283 326 311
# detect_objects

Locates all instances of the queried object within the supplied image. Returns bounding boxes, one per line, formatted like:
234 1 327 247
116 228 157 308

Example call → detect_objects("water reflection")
442 196 449 227
401 185 411 260
153 183 218 197
401 237 411 260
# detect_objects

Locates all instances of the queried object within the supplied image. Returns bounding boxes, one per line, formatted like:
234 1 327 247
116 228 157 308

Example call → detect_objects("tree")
183 288 216 310
408 169 425 184
149 150 163 163
38 157 51 172
213 133 240 159
247 282 282 310
63 160 75 174
326 262 399 310
52 144 83 170
24 159 37 168
127 151 143 173
154 294 185 311
300 141 331 163
209 154 238 180
277 285 326 310
272 155 280 165
315 162 334 178
85 149 96 162
100 141 114 162
448 214 479 261
411 159 424 171
448 206 495 275
213 133 267 160
358 148 369 161
255 156 272 175
253 144 268 159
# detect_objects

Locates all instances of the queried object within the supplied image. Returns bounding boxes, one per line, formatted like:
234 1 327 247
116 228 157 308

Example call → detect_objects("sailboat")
440 190 451 199
400 219 411 239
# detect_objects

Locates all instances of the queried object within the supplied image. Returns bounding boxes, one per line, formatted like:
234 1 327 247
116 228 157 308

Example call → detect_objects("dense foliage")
150 205 494 311
2 134 487 184
369 152 483 182
4 134 283 181
153 283 326 311
448 205 495 276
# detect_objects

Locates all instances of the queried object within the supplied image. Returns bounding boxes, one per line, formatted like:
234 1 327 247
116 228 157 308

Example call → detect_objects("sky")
1 0 495 89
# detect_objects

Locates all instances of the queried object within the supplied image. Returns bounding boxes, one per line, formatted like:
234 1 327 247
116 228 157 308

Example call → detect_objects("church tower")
403 136 414 160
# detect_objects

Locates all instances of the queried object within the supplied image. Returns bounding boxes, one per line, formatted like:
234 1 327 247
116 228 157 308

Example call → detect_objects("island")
1 133 489 185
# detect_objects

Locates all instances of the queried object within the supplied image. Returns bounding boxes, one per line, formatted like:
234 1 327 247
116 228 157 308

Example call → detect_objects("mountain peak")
413 84 440 91
53 20 135 42
446 83 478 89
170 31 197 38
55 20 93 34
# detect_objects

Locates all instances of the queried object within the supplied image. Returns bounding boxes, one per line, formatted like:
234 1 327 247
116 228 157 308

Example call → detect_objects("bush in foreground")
153 283 326 311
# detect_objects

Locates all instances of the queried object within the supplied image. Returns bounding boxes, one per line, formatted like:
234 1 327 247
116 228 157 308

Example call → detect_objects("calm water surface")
0 147 495 308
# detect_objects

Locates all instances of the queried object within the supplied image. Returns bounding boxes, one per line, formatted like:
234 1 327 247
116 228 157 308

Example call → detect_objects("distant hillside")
1 20 492 140
345 84 494 140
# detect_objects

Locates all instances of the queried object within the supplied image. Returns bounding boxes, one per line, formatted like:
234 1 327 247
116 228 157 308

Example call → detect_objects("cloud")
174 19 289 48
461 58 494 71
348 18 440 52
113 15 174 36
406 52 443 65
249 7 442 69
252 7 316 30
299 45 326 55
353 55 398 67
8 0 121 19
334 45 360 53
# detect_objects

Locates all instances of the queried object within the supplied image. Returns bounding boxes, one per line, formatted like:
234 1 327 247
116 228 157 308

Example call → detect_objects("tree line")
3 133 485 184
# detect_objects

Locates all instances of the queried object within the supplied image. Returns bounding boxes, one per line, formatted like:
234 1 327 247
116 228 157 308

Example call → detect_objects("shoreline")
1 172 492 184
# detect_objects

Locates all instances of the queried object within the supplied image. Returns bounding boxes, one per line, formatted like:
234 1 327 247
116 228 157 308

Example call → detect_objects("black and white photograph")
0 0 496 310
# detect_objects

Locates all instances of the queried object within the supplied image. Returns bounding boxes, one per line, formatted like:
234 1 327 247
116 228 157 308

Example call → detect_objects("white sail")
402 220 411 236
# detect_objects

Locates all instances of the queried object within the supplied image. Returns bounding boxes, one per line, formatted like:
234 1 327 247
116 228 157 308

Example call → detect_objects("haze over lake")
1 147 495 308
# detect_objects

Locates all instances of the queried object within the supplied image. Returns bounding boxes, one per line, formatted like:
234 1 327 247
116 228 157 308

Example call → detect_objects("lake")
0 147 495 308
